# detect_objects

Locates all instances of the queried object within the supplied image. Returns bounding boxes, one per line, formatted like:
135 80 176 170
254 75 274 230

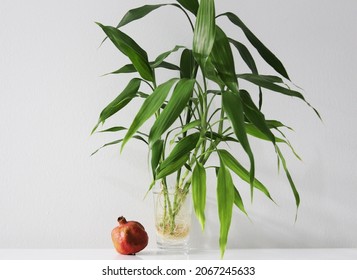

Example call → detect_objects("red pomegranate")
111 216 149 255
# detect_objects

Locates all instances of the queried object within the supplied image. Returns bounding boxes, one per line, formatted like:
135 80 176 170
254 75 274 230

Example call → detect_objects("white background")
0 0 356 250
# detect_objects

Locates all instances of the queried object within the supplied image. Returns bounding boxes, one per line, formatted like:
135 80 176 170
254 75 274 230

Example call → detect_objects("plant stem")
218 87 225 135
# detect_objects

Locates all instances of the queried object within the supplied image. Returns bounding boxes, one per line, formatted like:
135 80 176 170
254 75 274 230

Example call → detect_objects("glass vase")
153 188 192 251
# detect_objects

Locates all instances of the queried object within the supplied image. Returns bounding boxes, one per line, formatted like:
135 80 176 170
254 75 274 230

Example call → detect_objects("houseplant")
92 0 319 257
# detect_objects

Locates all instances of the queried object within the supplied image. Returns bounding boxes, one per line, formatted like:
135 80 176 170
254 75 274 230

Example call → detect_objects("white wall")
0 0 356 249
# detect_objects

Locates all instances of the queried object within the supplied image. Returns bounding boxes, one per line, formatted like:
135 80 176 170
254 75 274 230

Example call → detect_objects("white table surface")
0 249 356 260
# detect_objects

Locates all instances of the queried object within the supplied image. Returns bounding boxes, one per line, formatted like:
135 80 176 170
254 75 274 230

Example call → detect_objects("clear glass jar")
153 188 192 250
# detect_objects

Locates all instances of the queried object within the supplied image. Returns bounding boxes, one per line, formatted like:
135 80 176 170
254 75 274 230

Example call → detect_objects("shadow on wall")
189 152 356 249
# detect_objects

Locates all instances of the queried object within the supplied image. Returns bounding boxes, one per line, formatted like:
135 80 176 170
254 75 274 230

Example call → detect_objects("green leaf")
228 38 264 109
116 3 195 31
193 0 216 66
229 38 258 75
256 75 285 84
156 155 190 179
217 149 273 201
184 163 192 172
172 120 201 141
122 79 178 151
238 73 305 99
156 61 181 71
92 78 141 134
203 57 225 87
192 162 207 230
117 4 167 28
152 45 185 68
180 120 201 135
266 120 293 131
204 131 238 143
180 49 197 79
244 123 283 143
91 135 146 156
211 27 238 92
238 74 321 119
220 12 290 80
96 23 154 82
276 146 300 214
222 91 255 199
245 123 301 160
151 139 164 178
216 160 234 258
156 133 200 179
149 79 195 145
132 135 148 145
274 129 301 160
108 61 180 76
107 64 137 75
97 126 127 133
233 186 248 216
91 139 123 156
240 90 275 144
177 0 199 15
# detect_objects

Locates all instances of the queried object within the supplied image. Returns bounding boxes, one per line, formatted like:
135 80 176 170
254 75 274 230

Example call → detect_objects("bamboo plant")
92 0 319 257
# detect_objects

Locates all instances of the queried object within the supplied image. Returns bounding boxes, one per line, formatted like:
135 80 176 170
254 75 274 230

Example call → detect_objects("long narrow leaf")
122 79 177 151
233 186 248 216
156 133 200 179
156 155 190 179
172 120 201 141
96 23 154 82
151 139 164 178
108 61 180 76
238 73 305 99
106 64 137 75
245 123 284 143
266 120 293 131
149 79 195 145
203 57 225 87
155 61 181 71
240 90 275 144
98 126 127 133
218 149 273 201
132 135 148 145
117 4 167 28
276 146 300 214
180 49 197 79
117 3 199 29
192 162 207 230
91 135 146 156
92 79 141 133
238 74 321 119
229 38 264 108
152 45 185 68
245 123 301 160
216 160 234 258
211 27 238 92
222 91 255 199
180 120 201 134
159 132 200 169
204 131 238 143
176 0 199 15
91 139 123 156
219 12 290 80
193 0 216 66
256 75 285 84
229 38 258 75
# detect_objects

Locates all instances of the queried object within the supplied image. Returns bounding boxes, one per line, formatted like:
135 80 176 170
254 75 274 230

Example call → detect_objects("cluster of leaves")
92 0 318 257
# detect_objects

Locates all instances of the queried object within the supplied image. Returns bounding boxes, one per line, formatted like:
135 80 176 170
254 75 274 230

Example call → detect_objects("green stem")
161 180 174 234
218 88 225 135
